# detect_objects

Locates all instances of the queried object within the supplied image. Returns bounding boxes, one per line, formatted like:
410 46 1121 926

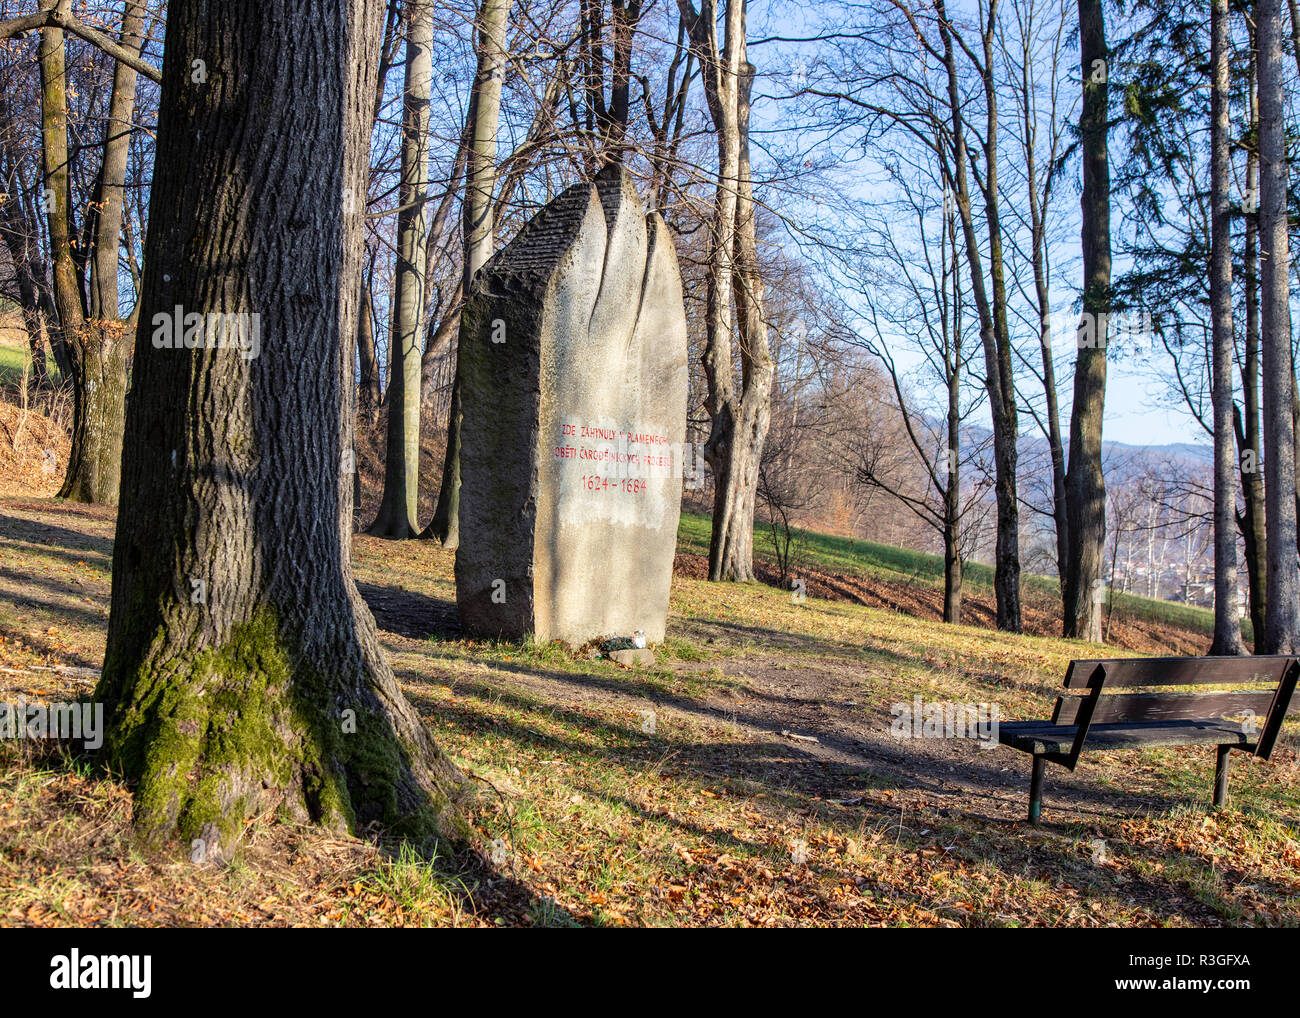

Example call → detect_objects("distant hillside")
1104 439 1212 464
675 510 1221 655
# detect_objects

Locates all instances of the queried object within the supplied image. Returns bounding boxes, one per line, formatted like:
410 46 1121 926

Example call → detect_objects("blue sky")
747 2 1224 455
1106 361 1207 448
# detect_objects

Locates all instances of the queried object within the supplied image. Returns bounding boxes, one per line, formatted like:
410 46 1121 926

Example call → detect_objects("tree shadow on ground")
0 513 114 558
400 674 1267 926
357 582 459 640
402 662 1234 828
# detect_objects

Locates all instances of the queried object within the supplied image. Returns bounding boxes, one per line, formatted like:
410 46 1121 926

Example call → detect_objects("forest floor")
1 497 1297 927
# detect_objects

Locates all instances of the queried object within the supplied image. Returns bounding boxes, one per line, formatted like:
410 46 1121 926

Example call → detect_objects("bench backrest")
1048 655 1299 768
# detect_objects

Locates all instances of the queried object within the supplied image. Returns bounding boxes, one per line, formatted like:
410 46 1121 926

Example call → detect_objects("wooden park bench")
998 655 1299 824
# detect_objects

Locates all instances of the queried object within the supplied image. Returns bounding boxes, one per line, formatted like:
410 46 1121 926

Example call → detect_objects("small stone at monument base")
609 648 656 668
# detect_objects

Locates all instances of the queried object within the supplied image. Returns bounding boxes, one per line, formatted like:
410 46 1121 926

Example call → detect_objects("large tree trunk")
56 324 129 503
713 54 774 582
1062 0 1109 643
428 0 509 549
369 0 434 538
96 0 470 849
1286 5 1300 535
1293 374 1300 565
37 10 93 497
686 0 741 579
1209 0 1245 655
1257 0 1300 653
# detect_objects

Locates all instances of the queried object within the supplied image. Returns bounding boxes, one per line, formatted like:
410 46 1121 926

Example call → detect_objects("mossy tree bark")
96 0 470 850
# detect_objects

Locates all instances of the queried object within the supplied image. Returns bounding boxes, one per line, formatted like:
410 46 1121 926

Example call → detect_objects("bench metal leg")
1213 744 1231 808
1029 755 1045 825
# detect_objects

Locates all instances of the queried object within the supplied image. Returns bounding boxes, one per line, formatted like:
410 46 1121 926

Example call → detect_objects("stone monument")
455 165 688 645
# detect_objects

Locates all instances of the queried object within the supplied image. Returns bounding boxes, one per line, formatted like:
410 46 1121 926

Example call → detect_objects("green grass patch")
0 343 61 386
678 510 1219 638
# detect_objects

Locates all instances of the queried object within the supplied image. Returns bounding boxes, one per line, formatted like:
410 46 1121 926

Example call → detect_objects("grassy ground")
0 500 1296 926
0 345 28 384
0 338 61 389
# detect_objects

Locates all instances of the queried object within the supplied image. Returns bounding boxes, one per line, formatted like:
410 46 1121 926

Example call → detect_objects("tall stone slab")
455 166 688 644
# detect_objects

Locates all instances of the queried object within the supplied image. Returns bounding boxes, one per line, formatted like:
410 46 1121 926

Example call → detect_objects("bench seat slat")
998 719 1252 756
1063 655 1296 689
1053 690 1277 725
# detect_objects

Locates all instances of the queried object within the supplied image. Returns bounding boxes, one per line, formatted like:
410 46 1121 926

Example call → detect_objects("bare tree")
1235 9 1266 646
0 81 60 386
679 0 774 582
848 146 989 623
429 0 511 549
932 0 1023 631
1002 0 1072 594
1060 0 1108 642
1257 0 1299 653
0 0 159 81
1208 0 1244 653
39 1 148 504
371 0 436 538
